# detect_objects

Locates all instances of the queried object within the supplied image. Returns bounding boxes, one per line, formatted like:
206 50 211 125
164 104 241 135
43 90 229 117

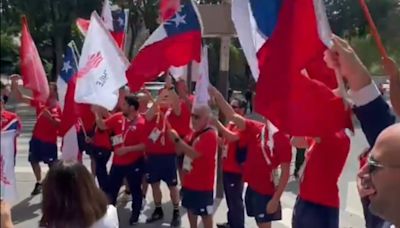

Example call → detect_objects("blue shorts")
146 154 178 186
245 187 282 224
28 138 57 164
292 197 339 228
182 188 214 216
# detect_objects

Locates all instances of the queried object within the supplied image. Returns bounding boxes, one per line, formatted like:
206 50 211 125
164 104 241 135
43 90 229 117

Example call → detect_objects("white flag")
1 130 18 204
101 0 114 31
193 46 210 110
75 12 129 111
169 61 200 82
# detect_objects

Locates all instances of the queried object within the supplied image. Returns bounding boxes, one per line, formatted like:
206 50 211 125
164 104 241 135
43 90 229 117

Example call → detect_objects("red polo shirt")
105 113 147 165
222 122 247 174
169 101 191 137
145 108 176 155
78 106 96 134
242 119 292 195
299 131 350 208
31 100 61 144
183 128 218 191
92 127 112 150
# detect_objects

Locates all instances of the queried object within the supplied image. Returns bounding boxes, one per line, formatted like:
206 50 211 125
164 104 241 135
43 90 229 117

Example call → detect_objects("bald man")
168 105 218 228
358 124 400 228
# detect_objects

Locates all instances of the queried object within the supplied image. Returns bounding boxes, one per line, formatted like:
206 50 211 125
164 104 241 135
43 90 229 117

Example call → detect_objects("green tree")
0 0 101 79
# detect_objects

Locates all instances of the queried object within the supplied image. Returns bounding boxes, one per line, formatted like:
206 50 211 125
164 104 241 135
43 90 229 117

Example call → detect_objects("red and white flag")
74 12 129 111
20 16 49 103
126 0 202 91
232 0 352 137
76 0 128 49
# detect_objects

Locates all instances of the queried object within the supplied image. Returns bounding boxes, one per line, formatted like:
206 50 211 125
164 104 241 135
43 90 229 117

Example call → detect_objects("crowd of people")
1 35 400 228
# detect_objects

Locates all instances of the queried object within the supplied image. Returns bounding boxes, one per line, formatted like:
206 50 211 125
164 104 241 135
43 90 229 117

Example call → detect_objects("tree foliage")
0 0 102 79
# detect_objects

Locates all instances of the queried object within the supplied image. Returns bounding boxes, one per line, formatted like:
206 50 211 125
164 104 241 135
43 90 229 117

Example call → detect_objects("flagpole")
69 41 80 68
358 0 389 59
123 8 130 56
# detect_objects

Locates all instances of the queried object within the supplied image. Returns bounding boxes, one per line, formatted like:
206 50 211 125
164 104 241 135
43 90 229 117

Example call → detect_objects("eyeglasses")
367 155 400 174
231 105 240 109
367 156 384 174
191 113 201 120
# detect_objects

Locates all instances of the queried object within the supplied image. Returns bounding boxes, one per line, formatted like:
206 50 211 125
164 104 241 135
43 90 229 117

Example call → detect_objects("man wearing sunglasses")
209 86 292 228
214 96 248 228
168 104 218 228
358 124 400 228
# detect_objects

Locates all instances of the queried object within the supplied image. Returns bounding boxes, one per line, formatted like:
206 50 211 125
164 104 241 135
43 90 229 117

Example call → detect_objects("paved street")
7 103 367 228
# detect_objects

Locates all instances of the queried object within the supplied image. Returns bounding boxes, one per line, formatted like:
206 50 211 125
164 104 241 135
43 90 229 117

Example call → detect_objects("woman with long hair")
41 160 118 228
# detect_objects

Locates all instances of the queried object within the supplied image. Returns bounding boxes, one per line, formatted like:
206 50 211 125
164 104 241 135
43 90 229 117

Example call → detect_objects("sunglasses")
191 113 201 120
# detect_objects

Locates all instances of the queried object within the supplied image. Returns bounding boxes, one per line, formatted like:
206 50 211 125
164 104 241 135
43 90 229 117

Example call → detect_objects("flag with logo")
232 0 352 137
75 11 129 111
126 0 202 92
57 42 80 161
1 118 21 203
20 16 49 103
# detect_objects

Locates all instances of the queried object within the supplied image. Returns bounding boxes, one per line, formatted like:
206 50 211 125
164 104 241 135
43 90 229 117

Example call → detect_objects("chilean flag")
57 44 94 139
56 42 82 160
160 0 181 21
111 9 127 49
232 0 352 137
20 16 49 103
126 0 202 92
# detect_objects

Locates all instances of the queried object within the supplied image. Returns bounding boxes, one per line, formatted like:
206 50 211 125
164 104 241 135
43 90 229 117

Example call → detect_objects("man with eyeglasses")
324 35 397 228
358 124 400 228
167 104 218 228
209 86 292 228
214 96 248 228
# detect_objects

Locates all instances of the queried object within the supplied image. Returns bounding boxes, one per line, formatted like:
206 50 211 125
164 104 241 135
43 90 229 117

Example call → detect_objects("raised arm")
42 110 60 127
211 118 240 143
325 36 396 146
92 105 108 130
145 93 161 121
208 86 246 130
10 75 33 105
168 88 181 116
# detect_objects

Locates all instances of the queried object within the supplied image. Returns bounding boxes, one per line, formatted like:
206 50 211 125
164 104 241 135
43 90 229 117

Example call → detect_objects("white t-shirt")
90 205 119 228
